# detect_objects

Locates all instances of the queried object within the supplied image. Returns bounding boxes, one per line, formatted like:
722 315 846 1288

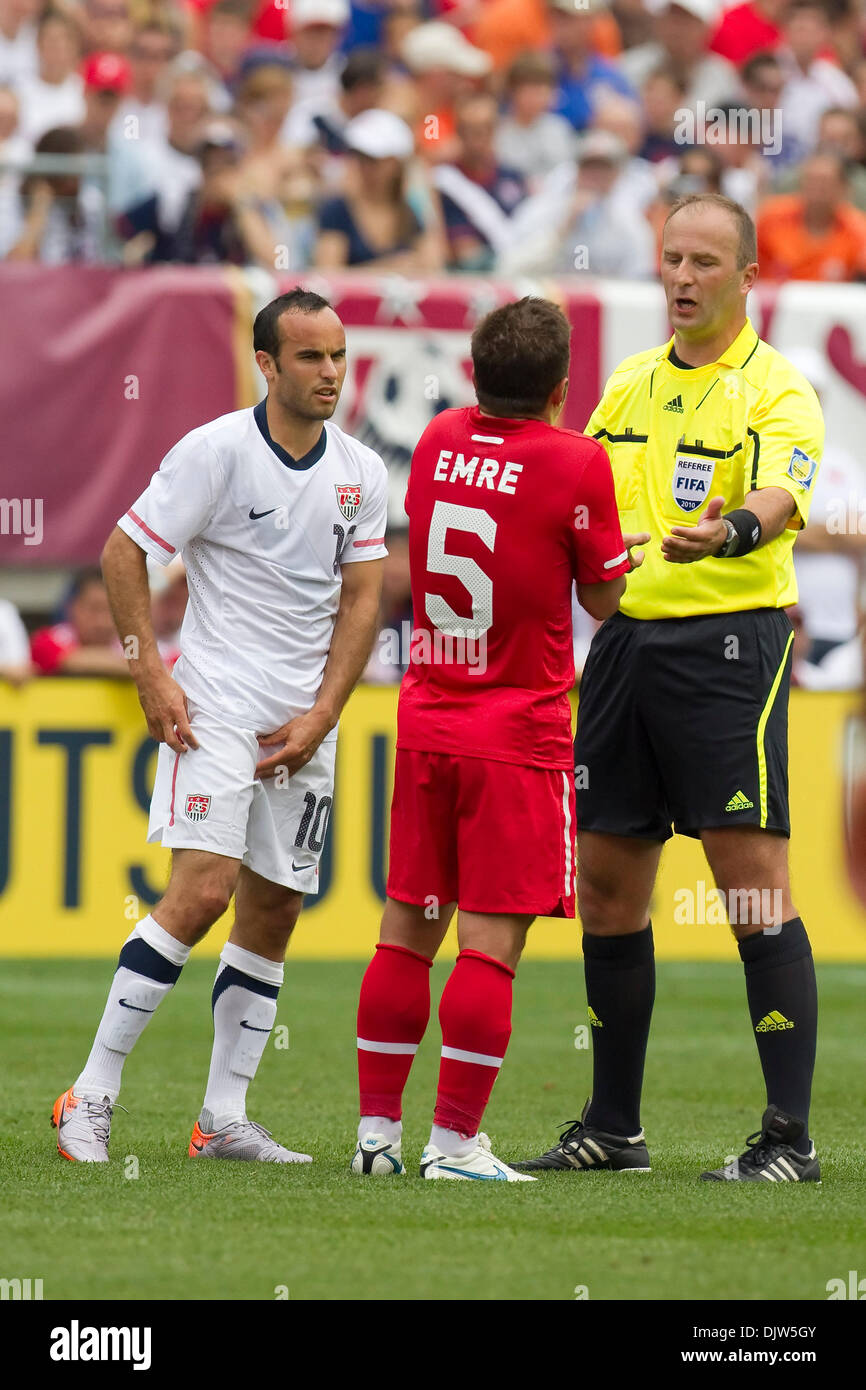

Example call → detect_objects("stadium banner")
0 265 238 565
0 680 864 961
3 266 866 558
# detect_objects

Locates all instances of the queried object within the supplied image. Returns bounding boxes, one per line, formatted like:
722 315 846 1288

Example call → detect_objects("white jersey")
118 402 388 730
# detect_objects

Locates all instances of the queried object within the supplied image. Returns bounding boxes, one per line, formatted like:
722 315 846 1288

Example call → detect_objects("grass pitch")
1 959 864 1302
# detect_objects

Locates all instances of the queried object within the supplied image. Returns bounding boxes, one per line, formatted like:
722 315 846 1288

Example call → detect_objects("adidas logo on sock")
588 1006 603 1028
663 394 684 413
756 1010 795 1032
725 790 754 812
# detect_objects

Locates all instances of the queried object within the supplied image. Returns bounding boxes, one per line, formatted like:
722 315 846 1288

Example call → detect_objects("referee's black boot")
700 1104 820 1183
511 1099 651 1173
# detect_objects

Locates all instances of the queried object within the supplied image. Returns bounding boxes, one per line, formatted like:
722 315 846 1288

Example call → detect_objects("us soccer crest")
185 794 211 822
673 450 716 512
335 483 362 520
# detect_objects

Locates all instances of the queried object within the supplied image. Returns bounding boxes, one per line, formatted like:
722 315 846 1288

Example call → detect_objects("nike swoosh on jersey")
292 860 315 873
249 507 277 520
239 1020 271 1033
118 998 155 1013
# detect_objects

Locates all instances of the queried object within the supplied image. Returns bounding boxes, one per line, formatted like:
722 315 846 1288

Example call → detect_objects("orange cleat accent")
52 1088 81 1160
51 1087 78 1129
188 1119 215 1157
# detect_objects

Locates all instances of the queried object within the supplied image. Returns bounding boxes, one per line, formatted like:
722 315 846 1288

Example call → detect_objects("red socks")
357 944 515 1138
434 949 514 1137
357 943 432 1120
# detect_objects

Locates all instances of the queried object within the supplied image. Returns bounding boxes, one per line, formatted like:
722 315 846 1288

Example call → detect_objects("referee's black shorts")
575 607 794 841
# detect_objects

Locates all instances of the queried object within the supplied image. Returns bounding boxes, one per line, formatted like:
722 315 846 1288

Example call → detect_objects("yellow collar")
662 318 759 370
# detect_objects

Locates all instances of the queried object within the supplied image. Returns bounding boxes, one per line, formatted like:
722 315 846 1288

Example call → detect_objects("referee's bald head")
664 193 757 270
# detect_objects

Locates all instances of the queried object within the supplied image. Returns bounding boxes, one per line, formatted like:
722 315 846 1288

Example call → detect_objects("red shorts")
386 749 576 918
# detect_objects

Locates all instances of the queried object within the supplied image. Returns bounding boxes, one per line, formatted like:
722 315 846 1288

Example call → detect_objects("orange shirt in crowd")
757 195 866 281
469 0 620 70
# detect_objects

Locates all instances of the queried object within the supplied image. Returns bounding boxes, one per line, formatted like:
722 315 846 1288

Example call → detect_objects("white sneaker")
52 1087 112 1163
420 1132 536 1182
351 1132 406 1175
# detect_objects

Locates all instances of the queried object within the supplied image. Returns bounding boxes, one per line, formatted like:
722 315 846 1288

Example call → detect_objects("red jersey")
397 405 629 770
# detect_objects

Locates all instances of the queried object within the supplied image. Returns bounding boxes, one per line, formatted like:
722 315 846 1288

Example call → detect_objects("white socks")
429 1125 477 1159
200 942 284 1132
358 1116 402 1145
75 915 190 1102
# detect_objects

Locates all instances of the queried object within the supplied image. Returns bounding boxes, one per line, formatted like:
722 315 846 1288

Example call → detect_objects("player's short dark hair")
471 297 571 417
253 288 333 358
664 193 757 268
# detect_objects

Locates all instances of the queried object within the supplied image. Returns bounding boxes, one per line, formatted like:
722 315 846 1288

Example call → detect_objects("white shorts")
147 701 336 894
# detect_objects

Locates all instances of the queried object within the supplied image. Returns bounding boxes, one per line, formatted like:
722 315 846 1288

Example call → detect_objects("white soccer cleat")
51 1087 112 1163
351 1132 406 1175
420 1132 536 1182
189 1117 312 1163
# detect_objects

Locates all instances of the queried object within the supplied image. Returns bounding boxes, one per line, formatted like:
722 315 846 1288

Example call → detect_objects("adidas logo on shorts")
725 790 754 812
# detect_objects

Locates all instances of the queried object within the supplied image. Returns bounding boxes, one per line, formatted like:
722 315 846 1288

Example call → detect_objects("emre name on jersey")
433 450 524 494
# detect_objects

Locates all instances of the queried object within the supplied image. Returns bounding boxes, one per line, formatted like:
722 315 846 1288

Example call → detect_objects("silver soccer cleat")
52 1087 112 1163
188 1115 312 1163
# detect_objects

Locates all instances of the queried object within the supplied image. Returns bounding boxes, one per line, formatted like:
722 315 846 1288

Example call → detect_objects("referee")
515 193 824 1182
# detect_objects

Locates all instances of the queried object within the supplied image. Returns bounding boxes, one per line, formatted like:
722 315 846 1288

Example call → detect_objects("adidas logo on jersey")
756 1011 795 1032
663 395 684 413
588 1006 603 1028
725 790 754 812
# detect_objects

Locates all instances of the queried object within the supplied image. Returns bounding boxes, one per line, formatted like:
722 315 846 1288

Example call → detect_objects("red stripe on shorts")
168 750 180 827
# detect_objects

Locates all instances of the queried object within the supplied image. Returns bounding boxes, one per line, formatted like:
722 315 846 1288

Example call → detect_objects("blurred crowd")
3 0 866 278
1 0 865 689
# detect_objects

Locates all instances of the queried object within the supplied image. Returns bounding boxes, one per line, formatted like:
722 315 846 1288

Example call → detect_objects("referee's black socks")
582 922 655 1137
738 917 817 1155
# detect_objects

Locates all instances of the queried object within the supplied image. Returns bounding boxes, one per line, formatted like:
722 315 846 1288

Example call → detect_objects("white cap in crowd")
345 108 415 161
401 22 493 78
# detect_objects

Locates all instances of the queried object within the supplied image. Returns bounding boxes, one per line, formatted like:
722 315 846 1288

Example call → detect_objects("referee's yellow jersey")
585 318 824 620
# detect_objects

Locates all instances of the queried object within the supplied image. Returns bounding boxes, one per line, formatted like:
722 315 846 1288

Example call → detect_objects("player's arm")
101 527 198 751
576 575 626 621
255 557 384 778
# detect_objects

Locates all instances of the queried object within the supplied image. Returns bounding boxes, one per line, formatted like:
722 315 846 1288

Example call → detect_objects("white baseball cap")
292 0 349 30
345 108 415 160
401 21 493 78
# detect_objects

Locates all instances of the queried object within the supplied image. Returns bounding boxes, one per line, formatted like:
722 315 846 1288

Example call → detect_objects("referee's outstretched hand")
661 495 728 564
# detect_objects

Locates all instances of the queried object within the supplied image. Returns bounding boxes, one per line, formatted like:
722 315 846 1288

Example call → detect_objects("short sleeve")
117 432 222 565
570 442 629 583
341 457 389 564
749 371 825 529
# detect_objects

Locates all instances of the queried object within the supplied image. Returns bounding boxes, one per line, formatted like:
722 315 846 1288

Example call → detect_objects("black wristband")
717 508 762 558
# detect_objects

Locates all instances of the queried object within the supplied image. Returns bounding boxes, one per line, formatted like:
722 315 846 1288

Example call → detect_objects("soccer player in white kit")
52 289 388 1163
